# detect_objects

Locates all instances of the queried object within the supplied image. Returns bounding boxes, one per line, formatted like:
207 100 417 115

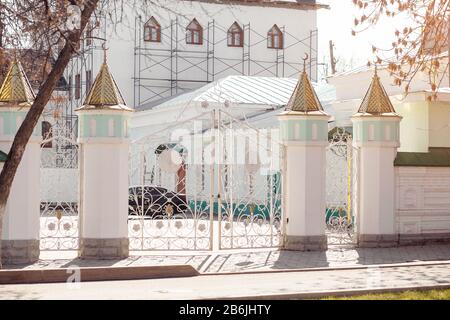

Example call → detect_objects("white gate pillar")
278 65 330 251
0 59 41 264
76 56 133 259
351 69 402 247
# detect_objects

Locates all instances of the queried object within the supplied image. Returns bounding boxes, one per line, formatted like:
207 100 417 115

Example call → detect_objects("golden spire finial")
0 58 35 106
285 54 323 113
357 65 397 115
80 54 129 109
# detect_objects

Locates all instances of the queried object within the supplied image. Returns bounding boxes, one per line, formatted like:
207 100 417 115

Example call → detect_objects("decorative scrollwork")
218 111 283 249
128 136 212 251
40 121 79 251
326 127 358 246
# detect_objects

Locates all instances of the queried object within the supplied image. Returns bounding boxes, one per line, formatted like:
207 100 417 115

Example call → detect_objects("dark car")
128 186 188 218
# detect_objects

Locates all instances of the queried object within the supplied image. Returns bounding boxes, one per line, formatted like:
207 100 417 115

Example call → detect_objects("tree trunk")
0 0 99 268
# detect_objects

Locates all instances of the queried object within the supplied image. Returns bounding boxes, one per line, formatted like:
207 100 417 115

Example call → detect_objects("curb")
212 283 450 300
0 265 199 284
201 260 450 276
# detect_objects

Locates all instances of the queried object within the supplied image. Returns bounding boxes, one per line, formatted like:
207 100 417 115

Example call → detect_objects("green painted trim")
0 111 26 136
0 111 41 137
395 148 450 167
354 120 399 143
280 119 328 141
78 114 129 138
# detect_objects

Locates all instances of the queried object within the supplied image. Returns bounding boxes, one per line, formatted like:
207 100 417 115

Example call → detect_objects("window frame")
186 18 203 45
267 24 283 49
227 22 244 47
144 16 161 43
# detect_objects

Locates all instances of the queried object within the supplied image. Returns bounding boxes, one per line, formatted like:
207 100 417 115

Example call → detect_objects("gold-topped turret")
357 67 397 115
285 54 325 114
0 59 35 106
77 46 132 111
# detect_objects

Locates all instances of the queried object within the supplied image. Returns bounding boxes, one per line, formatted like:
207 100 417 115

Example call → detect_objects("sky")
317 0 406 72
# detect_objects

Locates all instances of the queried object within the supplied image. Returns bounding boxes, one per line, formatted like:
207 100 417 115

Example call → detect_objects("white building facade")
66 0 326 110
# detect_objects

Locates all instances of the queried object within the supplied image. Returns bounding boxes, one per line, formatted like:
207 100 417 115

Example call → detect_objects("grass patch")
323 288 450 300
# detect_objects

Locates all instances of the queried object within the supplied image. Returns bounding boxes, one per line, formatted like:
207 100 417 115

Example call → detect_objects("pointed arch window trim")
186 18 203 45
227 22 244 47
267 24 283 49
144 16 161 43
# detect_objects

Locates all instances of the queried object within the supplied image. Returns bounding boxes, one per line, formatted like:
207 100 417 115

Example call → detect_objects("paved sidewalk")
1 263 450 299
4 244 450 273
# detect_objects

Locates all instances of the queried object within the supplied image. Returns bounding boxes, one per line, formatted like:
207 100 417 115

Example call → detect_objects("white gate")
128 112 215 250
326 127 359 246
128 109 284 251
40 122 80 250
217 110 283 249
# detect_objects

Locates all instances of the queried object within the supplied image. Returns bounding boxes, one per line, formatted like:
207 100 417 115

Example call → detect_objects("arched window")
267 24 283 49
186 18 203 45
227 22 243 47
42 121 52 148
144 16 161 42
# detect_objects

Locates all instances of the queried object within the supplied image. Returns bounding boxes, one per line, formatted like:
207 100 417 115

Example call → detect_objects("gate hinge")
217 193 221 199
286 218 289 224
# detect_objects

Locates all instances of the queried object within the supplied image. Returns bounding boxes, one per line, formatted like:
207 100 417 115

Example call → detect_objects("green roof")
0 150 7 162
395 148 450 167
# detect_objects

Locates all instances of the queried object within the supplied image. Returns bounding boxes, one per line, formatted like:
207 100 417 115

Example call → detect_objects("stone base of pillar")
358 234 398 248
79 238 129 260
1 239 40 265
284 235 328 251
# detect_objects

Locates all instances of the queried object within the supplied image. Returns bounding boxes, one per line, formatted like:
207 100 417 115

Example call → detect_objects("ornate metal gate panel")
40 122 80 250
128 112 214 250
326 127 359 246
128 110 284 251
217 110 283 249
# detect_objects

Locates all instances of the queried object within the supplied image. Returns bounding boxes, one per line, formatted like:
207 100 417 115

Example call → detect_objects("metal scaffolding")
133 17 319 108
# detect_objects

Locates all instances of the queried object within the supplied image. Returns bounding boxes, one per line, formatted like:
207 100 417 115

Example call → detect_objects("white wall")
429 101 450 149
395 100 429 153
0 141 41 240
80 142 129 238
396 166 450 235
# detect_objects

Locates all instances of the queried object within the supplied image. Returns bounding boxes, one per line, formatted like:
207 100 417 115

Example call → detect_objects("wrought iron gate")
326 127 359 246
40 122 80 250
128 110 284 251
128 112 215 250
217 110 283 249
